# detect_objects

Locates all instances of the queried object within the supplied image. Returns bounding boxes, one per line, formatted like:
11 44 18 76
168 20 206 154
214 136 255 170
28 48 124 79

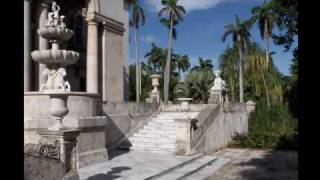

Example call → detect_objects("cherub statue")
46 1 61 26
40 66 70 92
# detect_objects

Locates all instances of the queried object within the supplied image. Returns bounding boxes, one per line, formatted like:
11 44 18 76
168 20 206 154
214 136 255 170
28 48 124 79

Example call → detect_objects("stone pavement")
78 148 298 180
79 150 203 180
205 148 298 180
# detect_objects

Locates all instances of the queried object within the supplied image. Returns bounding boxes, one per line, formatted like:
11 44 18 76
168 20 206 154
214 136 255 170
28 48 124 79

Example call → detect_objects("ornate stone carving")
41 67 70 92
24 139 60 160
209 70 227 104
39 139 60 160
46 1 65 28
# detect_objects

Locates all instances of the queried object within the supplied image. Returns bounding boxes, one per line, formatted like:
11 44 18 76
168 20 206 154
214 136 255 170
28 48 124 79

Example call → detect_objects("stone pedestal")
208 90 221 104
177 98 193 111
24 92 109 168
175 118 192 155
38 129 80 179
24 129 81 180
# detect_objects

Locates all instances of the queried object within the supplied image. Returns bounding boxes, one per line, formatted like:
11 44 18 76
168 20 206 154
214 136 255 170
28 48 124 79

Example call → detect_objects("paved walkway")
78 148 298 180
205 148 298 180
78 150 199 180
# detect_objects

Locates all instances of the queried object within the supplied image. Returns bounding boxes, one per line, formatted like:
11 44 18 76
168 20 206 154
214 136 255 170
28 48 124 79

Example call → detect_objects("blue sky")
128 0 296 76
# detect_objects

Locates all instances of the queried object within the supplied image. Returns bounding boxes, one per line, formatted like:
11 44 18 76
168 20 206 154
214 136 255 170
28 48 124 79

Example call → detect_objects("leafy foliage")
231 99 298 150
174 70 214 103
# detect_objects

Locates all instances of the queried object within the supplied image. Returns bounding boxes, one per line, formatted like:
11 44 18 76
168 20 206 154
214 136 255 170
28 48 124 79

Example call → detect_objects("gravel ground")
205 148 298 180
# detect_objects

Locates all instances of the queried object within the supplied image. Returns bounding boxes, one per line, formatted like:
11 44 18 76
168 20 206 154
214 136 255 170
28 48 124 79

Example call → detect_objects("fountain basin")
24 92 101 121
31 50 79 66
38 26 73 42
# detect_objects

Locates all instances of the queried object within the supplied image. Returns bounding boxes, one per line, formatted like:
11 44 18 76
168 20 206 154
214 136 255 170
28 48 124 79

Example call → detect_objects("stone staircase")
126 112 199 153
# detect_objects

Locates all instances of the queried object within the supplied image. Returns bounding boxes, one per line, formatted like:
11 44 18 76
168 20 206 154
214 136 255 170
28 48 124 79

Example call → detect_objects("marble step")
143 125 176 131
133 133 176 139
152 119 176 123
130 136 176 143
132 142 176 149
129 147 175 153
139 129 177 135
147 121 176 126
156 156 218 180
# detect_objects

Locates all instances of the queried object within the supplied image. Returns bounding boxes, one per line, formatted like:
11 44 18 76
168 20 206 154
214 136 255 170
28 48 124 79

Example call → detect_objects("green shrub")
230 99 298 150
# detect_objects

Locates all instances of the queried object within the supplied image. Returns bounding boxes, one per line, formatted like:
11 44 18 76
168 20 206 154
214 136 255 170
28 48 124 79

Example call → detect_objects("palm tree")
251 1 277 66
144 43 164 73
219 47 239 101
144 44 176 74
176 55 190 76
128 0 146 102
160 18 179 40
158 0 186 103
174 70 214 103
190 57 214 72
222 14 254 103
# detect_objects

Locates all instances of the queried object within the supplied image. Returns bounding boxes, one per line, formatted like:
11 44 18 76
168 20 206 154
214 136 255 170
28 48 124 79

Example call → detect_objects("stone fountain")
31 1 79 131
24 1 107 168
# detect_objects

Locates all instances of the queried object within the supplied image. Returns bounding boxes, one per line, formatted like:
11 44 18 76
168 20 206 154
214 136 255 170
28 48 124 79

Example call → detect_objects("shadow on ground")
87 166 132 180
237 150 298 180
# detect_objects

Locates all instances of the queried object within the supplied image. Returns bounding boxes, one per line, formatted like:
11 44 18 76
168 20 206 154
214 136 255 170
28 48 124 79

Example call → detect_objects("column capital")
86 18 99 26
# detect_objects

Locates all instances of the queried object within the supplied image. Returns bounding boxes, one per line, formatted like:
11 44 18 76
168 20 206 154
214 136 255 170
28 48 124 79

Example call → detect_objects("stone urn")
150 74 161 93
48 93 69 130
177 98 193 111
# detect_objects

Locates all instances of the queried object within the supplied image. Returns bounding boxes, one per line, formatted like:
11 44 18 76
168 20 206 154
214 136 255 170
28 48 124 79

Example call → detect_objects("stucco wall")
193 103 249 154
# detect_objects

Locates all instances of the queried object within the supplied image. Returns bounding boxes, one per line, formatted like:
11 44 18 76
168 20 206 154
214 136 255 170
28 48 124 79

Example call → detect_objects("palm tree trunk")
164 14 173 103
134 24 140 102
238 42 244 103
264 20 270 66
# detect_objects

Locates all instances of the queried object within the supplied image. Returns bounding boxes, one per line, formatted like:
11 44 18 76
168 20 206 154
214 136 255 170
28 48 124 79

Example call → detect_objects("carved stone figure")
46 1 61 26
209 70 228 104
41 66 71 92
211 70 225 91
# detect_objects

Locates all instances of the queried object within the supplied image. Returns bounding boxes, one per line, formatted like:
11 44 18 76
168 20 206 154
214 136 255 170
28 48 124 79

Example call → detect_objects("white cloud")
145 0 266 12
140 35 156 44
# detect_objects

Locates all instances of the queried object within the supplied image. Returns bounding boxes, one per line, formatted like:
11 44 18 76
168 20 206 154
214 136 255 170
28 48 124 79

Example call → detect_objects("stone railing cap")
177 98 193 101
246 100 256 105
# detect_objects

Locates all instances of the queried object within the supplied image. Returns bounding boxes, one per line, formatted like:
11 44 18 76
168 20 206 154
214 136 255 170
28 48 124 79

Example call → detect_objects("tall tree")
219 47 239 101
222 15 254 103
160 18 179 40
158 0 186 103
251 1 277 66
129 0 145 102
270 0 298 51
190 57 213 72
176 54 190 76
144 43 166 73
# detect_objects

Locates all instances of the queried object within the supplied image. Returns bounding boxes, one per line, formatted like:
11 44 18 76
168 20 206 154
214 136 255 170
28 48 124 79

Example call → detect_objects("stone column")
24 0 32 91
38 4 48 90
86 20 99 94
102 22 107 101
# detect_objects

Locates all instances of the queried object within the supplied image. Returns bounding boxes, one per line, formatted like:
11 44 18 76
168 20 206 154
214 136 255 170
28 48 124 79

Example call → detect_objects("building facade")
24 0 129 102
